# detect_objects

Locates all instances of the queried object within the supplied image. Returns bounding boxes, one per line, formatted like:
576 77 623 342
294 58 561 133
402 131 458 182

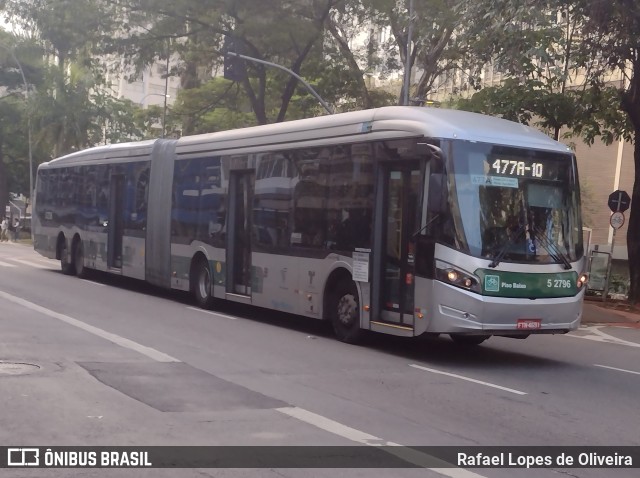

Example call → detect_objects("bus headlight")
577 273 588 288
436 261 481 294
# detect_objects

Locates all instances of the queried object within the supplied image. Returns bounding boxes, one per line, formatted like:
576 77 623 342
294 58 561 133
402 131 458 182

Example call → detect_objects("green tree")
2 1 146 155
0 97 26 207
321 0 499 107
0 31 47 206
379 0 468 104
454 1 603 140
170 77 256 134
577 0 640 303
107 0 340 126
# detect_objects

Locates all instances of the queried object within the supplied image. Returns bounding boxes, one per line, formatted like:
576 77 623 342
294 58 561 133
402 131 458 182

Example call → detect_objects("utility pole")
402 0 415 106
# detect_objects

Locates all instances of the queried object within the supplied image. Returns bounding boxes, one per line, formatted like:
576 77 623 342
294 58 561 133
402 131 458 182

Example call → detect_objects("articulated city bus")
33 107 587 345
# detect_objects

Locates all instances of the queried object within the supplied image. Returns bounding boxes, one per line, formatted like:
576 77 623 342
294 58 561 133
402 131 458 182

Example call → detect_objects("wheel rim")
336 293 357 326
198 265 211 300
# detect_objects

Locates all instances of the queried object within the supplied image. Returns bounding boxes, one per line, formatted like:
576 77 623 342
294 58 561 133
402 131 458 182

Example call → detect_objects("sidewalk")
582 300 640 327
0 238 32 246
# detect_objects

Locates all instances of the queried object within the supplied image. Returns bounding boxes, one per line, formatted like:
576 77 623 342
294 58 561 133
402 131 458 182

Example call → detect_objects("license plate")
517 319 541 330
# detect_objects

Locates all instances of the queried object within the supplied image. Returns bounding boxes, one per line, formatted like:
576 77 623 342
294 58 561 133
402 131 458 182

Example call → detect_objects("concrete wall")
574 137 633 260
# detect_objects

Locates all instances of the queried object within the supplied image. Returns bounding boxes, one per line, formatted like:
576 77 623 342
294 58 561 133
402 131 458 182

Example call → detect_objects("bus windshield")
448 140 583 264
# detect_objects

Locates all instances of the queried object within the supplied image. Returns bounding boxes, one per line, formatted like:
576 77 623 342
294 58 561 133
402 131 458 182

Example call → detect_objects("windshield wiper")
531 228 572 270
488 223 526 268
411 214 440 239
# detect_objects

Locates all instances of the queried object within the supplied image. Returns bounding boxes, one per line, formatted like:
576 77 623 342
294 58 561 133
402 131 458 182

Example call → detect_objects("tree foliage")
577 0 640 303
105 0 341 125
0 31 46 204
0 3 149 201
455 0 606 139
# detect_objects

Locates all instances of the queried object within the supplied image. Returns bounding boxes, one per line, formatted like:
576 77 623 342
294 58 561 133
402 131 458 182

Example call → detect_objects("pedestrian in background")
7 215 15 241
12 216 20 242
0 217 8 242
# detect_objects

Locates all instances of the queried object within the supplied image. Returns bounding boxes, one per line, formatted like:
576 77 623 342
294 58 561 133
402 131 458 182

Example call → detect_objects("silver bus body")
33 107 585 343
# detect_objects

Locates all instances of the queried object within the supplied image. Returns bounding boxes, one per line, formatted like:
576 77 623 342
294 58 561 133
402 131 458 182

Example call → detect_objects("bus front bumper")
420 281 584 335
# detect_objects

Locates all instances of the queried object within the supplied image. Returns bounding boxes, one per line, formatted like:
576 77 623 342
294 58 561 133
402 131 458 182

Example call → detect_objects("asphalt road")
1 242 639 478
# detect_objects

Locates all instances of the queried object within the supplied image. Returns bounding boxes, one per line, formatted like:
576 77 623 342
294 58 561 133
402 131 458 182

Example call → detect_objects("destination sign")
488 158 565 181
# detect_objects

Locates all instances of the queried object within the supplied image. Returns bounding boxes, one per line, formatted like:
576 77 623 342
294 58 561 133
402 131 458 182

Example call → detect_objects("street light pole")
139 93 170 138
0 43 33 218
225 51 334 115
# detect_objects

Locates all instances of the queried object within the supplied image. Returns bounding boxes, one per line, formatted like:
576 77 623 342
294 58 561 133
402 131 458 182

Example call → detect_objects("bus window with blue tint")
172 159 203 244
197 157 226 247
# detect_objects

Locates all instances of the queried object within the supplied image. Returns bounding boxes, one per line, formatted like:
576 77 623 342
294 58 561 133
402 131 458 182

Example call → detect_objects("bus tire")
60 238 75 275
73 239 88 278
193 258 215 309
330 280 362 344
449 334 490 346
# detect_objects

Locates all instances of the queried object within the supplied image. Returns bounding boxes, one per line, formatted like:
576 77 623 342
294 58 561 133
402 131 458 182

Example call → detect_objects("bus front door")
227 171 254 297
108 174 125 269
376 165 422 326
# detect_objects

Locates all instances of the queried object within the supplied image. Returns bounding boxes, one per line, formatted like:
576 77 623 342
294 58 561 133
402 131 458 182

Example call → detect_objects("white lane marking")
594 364 640 376
589 326 640 347
0 260 17 267
80 279 106 287
409 364 527 396
186 306 238 320
10 258 54 269
0 290 180 363
567 326 640 348
276 406 487 478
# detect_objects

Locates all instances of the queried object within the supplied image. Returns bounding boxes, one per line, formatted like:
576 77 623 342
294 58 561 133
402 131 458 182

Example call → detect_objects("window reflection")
449 141 583 263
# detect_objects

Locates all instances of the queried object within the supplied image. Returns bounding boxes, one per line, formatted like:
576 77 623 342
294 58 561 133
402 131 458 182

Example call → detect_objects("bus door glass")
108 174 125 269
227 171 254 296
380 165 422 324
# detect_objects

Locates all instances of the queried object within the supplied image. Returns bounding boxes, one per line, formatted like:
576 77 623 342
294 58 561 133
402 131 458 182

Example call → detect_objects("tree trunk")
622 67 640 304
276 1 335 122
626 128 640 304
413 28 453 102
242 64 268 125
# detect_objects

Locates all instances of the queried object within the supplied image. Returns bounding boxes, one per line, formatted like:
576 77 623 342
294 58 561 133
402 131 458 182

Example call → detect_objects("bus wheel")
193 259 215 309
74 240 88 278
60 239 75 275
449 334 490 346
330 280 362 344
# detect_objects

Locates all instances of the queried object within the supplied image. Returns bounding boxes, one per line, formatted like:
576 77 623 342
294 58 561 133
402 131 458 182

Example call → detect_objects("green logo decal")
485 275 500 292
476 269 578 298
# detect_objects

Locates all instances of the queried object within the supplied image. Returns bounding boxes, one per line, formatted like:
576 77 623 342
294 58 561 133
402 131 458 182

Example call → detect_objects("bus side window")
325 144 374 251
129 164 149 231
292 176 326 249
96 165 109 225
